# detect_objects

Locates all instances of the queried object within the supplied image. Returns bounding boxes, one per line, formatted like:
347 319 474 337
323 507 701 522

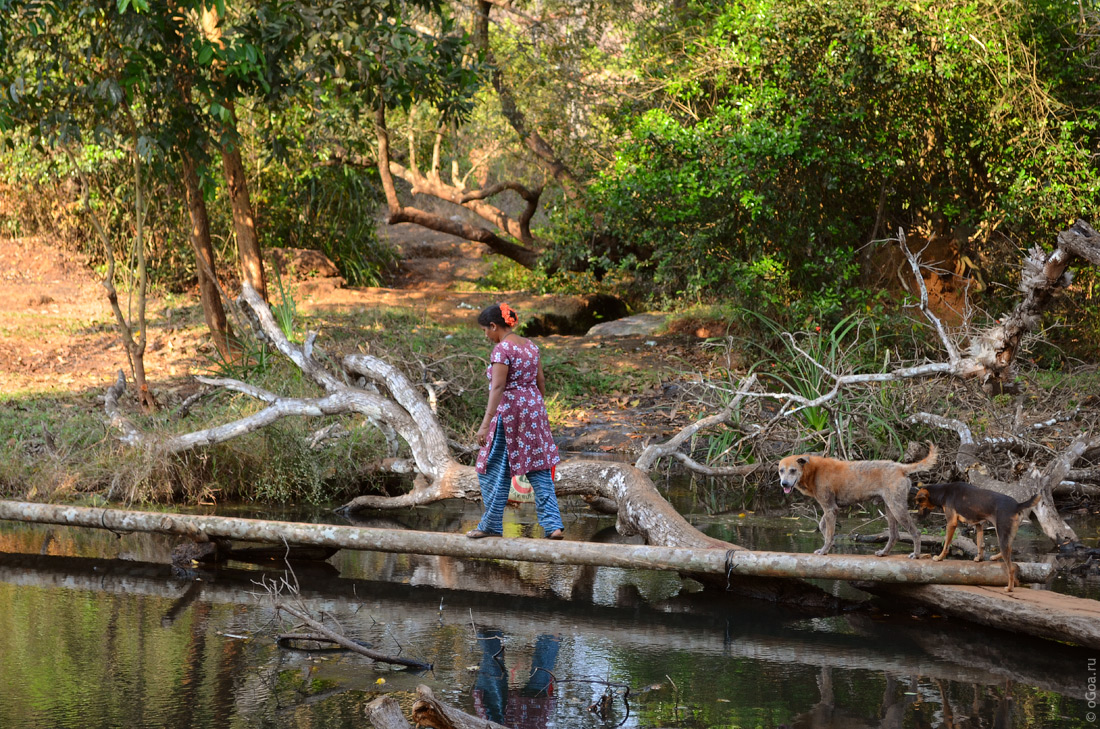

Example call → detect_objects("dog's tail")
1016 492 1041 514
900 443 938 474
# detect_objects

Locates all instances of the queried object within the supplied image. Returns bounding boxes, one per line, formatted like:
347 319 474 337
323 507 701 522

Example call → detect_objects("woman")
467 302 564 540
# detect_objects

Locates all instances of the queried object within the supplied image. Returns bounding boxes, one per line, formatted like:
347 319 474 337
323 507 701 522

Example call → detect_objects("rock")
587 312 668 337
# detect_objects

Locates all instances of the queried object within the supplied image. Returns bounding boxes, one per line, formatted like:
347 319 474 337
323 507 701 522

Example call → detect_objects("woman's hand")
476 424 490 446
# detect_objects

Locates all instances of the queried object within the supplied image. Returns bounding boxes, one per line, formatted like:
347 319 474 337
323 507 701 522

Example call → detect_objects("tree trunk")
220 131 267 302
859 583 1100 650
199 5 267 301
181 151 234 360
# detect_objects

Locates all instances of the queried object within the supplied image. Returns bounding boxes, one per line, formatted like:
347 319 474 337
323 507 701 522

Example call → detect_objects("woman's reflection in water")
473 629 560 728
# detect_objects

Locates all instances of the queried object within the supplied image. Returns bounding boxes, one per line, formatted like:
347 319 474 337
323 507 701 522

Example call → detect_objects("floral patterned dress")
475 338 561 476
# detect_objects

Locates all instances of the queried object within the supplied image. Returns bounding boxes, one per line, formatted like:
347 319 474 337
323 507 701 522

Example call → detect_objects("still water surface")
0 495 1096 728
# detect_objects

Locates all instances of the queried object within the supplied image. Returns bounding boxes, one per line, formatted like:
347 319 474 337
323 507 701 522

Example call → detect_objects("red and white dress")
475 338 561 476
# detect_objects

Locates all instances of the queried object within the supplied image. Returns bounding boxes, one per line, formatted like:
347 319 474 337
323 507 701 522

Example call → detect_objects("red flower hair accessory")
499 302 518 327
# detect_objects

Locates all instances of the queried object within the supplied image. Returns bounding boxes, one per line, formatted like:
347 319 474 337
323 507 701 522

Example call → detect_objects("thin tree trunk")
220 130 267 302
181 152 233 360
199 5 267 301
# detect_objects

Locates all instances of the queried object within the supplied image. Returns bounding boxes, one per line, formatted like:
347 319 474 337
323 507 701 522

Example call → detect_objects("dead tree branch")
901 221 1100 392
275 605 431 670
635 374 759 474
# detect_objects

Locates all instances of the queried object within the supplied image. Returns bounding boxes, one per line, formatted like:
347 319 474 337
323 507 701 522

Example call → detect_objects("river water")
0 492 1097 729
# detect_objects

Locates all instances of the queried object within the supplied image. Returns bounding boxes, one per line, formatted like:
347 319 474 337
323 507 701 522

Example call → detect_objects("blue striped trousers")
477 417 563 535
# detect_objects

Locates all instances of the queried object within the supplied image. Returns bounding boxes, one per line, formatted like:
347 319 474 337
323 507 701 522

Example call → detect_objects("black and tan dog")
914 482 1040 592
777 445 937 558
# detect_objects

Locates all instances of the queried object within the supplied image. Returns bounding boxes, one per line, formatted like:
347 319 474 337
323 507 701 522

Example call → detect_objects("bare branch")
635 374 757 472
898 228 961 363
275 605 431 670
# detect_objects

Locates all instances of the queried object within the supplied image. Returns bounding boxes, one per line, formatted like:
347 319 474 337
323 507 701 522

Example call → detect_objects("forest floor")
0 224 725 458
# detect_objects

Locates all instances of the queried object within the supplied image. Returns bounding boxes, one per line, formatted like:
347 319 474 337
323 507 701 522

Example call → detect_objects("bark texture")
220 136 267 301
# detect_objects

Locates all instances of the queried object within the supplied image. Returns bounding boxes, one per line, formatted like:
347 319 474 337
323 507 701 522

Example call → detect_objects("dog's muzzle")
780 480 795 494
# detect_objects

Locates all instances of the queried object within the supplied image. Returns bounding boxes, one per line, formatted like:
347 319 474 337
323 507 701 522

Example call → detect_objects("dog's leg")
973 524 985 562
815 498 837 556
875 511 899 557
882 494 921 559
903 506 922 559
933 511 958 562
997 518 1022 592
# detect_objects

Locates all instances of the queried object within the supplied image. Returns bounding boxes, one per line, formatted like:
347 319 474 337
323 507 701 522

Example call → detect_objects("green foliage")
557 0 1100 320
742 311 906 456
270 265 298 341
478 254 623 297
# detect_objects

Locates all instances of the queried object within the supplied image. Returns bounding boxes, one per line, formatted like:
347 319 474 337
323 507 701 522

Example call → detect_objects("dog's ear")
796 456 808 465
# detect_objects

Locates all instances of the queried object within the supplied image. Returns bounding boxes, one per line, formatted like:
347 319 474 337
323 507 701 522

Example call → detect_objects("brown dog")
777 445 937 558
914 482 1040 592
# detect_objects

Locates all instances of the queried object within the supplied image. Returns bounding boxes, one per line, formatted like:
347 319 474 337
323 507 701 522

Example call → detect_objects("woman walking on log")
467 303 564 540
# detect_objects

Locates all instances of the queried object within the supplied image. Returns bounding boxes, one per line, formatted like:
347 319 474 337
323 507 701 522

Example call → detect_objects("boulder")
586 312 668 337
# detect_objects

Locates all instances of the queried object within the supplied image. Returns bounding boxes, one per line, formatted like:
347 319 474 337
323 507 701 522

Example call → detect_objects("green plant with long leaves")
741 311 905 458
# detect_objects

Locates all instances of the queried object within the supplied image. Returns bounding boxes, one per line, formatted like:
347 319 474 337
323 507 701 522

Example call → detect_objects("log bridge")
2 499 1098 650
0 499 1050 585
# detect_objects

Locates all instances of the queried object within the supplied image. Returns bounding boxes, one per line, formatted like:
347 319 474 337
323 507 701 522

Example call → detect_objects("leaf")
116 0 131 12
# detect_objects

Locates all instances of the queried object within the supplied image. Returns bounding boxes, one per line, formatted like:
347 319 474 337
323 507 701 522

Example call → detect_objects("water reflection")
474 629 560 727
0 507 1097 728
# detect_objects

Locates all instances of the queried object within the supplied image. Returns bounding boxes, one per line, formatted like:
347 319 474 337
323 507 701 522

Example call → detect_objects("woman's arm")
477 362 510 445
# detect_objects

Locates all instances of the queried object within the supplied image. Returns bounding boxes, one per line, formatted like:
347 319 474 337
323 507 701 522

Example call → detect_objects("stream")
0 488 1097 728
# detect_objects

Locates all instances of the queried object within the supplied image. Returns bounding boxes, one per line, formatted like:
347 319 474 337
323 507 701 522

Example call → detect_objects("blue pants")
477 417 563 535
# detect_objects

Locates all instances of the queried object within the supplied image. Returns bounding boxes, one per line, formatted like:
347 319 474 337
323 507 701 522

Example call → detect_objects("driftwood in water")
366 696 412 729
274 603 431 670
411 684 509 729
0 500 1052 586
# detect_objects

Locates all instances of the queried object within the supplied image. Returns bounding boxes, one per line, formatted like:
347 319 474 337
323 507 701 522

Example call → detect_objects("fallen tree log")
0 500 1052 586
857 583 1100 650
